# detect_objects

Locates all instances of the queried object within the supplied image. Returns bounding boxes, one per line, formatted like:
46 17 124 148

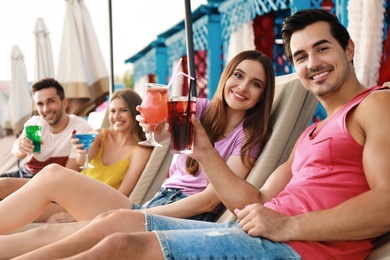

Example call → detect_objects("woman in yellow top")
76 89 152 195
45 89 153 222
81 128 136 191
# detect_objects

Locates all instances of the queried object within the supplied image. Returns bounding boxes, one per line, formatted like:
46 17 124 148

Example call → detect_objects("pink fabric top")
163 98 261 196
265 86 385 259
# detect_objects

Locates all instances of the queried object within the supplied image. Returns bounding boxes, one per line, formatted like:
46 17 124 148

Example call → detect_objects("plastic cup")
25 125 42 154
168 96 196 154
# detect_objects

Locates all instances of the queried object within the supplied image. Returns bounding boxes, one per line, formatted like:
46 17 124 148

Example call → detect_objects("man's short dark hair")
30 78 65 100
281 9 351 63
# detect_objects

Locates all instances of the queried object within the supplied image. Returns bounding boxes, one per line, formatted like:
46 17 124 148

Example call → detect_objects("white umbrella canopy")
57 0 109 114
34 18 55 81
0 92 9 137
3 45 32 134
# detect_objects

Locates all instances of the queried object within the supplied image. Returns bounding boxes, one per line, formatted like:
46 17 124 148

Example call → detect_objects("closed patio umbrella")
34 18 55 81
4 45 32 134
57 0 109 115
0 92 9 136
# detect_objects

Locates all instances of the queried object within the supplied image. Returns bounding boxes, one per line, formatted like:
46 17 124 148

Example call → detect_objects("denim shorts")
0 166 33 178
146 214 302 259
132 188 217 221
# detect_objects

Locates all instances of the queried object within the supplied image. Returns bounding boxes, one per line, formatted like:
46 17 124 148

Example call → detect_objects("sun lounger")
0 135 26 175
129 138 172 205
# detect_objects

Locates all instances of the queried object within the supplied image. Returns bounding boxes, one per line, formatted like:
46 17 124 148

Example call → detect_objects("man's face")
289 21 354 98
34 87 66 126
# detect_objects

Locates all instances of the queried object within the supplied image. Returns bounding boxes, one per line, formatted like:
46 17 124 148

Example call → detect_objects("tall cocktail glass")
138 83 169 147
168 96 196 154
74 132 97 169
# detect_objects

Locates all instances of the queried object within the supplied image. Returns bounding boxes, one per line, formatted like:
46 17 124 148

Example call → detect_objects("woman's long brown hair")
186 50 275 175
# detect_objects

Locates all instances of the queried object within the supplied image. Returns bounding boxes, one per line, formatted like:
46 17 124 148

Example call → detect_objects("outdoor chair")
0 135 25 175
129 138 172 205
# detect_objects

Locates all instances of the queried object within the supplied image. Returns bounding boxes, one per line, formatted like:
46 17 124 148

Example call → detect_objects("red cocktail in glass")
138 83 169 147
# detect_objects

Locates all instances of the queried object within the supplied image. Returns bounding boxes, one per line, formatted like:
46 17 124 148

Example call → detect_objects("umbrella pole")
184 0 197 97
108 0 115 95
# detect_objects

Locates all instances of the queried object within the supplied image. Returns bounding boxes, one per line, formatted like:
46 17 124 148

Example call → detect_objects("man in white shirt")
0 78 92 177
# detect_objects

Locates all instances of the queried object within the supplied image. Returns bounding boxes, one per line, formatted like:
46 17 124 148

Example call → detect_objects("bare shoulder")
344 89 390 146
358 89 390 187
356 89 390 131
100 128 115 139
93 128 106 143
133 145 153 158
95 128 104 135
137 145 153 153
128 146 153 168
366 87 390 99
358 89 390 114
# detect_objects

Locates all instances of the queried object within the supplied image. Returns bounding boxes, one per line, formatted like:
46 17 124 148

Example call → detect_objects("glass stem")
148 129 155 141
85 152 89 166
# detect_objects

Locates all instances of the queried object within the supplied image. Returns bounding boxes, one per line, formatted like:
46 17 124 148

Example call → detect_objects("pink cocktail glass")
138 83 169 147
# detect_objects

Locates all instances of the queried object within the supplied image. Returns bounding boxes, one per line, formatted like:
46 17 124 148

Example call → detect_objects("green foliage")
120 70 133 89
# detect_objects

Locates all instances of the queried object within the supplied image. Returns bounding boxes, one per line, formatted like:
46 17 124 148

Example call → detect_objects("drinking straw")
170 72 194 87
167 58 183 88
185 73 196 150
185 87 192 150
168 72 195 88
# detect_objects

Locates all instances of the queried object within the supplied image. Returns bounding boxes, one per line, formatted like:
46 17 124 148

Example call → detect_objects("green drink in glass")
25 125 42 154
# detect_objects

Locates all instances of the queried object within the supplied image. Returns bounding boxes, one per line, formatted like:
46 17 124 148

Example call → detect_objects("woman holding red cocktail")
0 51 275 258
135 50 275 221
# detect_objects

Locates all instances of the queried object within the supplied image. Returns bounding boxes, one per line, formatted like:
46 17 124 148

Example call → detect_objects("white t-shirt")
24 114 93 174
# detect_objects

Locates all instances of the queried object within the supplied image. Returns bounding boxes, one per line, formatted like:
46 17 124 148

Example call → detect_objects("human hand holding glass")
73 131 97 169
25 125 42 154
168 96 196 154
138 83 169 147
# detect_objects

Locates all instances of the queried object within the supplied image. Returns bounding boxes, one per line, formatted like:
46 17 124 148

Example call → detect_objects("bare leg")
34 203 69 222
0 178 29 199
0 164 132 234
0 177 70 223
0 222 88 259
14 209 149 260
62 232 164 260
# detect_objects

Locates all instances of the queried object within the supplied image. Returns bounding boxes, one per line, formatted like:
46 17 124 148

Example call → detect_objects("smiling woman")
78 88 152 194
